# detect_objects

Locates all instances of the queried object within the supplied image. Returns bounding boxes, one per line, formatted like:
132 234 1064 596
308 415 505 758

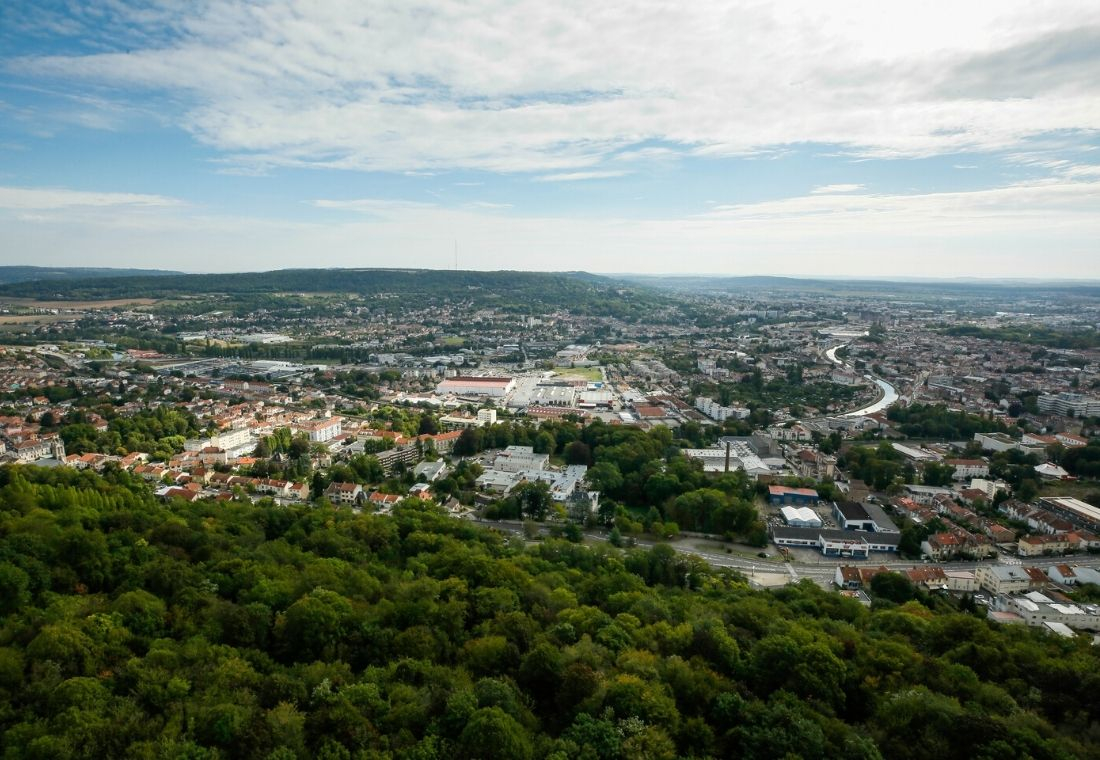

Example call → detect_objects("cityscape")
3 2 1100 759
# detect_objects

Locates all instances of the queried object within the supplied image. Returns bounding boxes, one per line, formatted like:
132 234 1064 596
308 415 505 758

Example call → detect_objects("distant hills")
618 274 1100 298
0 266 181 286
0 267 672 318
3 266 1098 302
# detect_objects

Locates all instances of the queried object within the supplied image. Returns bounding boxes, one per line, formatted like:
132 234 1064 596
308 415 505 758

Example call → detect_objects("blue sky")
1 1 1099 277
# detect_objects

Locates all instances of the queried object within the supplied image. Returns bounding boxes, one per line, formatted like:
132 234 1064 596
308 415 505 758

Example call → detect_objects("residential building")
945 458 989 480
976 565 1031 595
325 482 363 505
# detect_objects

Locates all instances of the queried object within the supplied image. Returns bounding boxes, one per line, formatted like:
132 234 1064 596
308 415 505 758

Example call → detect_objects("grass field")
552 365 603 381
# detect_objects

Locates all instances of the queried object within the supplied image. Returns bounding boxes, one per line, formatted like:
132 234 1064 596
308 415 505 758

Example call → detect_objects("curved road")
825 343 899 417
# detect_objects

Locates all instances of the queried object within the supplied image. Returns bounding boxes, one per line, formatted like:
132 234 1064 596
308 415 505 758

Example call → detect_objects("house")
921 532 965 561
905 566 949 591
324 482 363 505
408 483 433 500
1048 565 1100 586
368 491 402 511
834 565 889 590
1018 533 1072 557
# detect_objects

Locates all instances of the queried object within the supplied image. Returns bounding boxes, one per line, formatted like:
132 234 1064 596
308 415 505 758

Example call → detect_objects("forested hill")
619 274 1100 299
1 464 1097 759
0 268 658 310
0 266 181 285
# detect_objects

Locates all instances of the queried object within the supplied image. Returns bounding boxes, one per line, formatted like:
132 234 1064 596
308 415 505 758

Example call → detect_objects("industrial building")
780 506 822 528
768 485 819 506
1039 496 1100 531
435 376 516 397
771 526 899 557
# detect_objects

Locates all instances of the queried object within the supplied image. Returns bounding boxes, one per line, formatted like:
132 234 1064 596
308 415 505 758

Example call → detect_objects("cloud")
0 186 180 209
10 1 1100 174
311 198 436 214
811 183 863 194
466 201 512 209
533 170 629 182
3 177 1097 278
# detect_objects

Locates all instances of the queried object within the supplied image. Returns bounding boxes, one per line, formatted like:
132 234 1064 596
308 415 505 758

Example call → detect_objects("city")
4 2 1100 757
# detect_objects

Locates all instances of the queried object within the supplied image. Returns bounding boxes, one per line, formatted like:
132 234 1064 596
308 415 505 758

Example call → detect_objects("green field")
552 365 603 381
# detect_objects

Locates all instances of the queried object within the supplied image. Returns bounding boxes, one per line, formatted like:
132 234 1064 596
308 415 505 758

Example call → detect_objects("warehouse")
780 506 823 528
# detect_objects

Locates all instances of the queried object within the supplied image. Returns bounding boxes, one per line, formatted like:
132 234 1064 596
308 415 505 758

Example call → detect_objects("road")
469 518 1100 590
824 343 900 417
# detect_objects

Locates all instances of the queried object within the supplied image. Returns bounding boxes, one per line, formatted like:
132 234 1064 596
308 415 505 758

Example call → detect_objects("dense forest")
1 465 1098 759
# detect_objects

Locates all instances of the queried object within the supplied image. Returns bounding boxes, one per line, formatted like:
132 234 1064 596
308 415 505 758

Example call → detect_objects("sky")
1 1 1099 278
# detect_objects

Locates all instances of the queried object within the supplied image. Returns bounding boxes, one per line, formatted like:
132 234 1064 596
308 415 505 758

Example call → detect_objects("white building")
996 591 1100 631
296 417 343 443
780 506 822 528
694 397 750 422
493 446 549 473
1038 392 1100 418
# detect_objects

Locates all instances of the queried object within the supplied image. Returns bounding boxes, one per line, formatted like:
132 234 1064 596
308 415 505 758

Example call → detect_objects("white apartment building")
694 397 750 422
1038 392 1100 417
296 417 343 443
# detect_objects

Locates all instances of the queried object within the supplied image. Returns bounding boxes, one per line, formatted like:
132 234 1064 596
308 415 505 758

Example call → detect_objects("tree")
458 707 532 760
564 440 592 466
513 481 552 521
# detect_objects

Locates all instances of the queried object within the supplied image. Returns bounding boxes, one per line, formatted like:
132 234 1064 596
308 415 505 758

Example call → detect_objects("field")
0 297 159 309
552 365 603 381
0 314 77 325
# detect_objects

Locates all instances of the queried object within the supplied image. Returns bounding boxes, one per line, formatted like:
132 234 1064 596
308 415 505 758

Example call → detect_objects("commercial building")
768 485 819 506
436 376 516 397
994 591 1100 631
834 501 875 531
780 506 822 528
771 526 899 556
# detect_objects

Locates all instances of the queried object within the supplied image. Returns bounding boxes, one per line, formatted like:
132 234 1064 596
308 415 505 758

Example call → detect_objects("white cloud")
311 198 435 214
466 201 512 209
11 1 1100 174
811 183 863 194
0 186 180 209
533 170 630 182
